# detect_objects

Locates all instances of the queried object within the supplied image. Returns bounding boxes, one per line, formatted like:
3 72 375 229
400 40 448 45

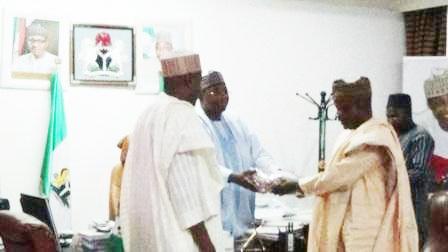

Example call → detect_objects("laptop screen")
20 193 58 237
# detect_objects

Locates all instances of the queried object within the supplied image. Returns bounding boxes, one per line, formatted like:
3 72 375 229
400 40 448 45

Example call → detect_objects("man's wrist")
296 183 305 197
228 173 236 183
189 222 213 250
221 166 233 183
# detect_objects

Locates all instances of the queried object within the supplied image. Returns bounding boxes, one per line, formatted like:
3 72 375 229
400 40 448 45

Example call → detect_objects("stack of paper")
77 230 110 251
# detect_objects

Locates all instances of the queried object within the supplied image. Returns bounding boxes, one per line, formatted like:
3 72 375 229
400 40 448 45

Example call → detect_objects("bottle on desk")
286 222 294 252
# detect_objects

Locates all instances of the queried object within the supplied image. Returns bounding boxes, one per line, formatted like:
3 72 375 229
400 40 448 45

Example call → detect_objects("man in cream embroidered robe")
272 77 418 252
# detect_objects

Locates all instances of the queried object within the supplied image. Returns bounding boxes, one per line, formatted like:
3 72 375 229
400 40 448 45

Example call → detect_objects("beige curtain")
404 6 447 56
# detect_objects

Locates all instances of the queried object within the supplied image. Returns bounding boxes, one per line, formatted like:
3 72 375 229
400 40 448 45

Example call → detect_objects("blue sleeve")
406 133 434 183
238 119 279 174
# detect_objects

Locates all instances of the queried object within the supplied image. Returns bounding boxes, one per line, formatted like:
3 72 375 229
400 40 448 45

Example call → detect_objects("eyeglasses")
205 87 228 97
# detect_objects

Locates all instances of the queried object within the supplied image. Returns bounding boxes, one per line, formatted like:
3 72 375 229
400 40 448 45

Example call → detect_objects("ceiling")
311 0 448 11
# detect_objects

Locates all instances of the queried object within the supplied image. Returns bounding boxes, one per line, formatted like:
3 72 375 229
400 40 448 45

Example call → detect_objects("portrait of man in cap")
138 28 174 93
11 18 60 78
137 25 190 94
417 70 448 190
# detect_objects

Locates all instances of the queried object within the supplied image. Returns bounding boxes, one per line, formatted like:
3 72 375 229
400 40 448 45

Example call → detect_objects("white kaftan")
120 93 225 251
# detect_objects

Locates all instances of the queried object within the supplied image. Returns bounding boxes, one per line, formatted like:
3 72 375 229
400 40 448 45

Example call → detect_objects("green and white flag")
40 72 72 231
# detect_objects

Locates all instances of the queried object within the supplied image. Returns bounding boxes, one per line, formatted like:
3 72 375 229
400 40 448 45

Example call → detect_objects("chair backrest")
20 193 58 237
0 210 58 252
109 164 124 220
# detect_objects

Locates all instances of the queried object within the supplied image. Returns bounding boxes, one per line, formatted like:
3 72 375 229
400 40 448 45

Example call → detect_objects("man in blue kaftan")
197 71 281 239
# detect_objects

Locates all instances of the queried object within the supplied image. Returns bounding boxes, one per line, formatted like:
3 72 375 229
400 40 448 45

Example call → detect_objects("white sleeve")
219 165 233 182
167 151 220 230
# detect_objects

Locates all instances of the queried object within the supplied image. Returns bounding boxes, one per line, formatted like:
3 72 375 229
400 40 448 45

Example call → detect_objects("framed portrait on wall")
71 24 135 86
11 18 60 78
1 12 67 89
135 22 192 94
402 56 448 113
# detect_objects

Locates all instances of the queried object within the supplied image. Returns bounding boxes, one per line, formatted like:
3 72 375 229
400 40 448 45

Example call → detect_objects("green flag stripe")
41 73 67 196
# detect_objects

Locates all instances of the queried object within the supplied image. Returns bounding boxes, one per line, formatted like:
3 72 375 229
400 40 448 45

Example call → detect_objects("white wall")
0 0 405 230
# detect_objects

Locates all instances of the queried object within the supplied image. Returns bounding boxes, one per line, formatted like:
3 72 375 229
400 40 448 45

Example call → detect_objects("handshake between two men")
228 170 305 197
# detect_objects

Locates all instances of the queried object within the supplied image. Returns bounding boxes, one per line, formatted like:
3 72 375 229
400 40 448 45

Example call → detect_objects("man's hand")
189 222 215 252
271 178 299 196
228 170 258 192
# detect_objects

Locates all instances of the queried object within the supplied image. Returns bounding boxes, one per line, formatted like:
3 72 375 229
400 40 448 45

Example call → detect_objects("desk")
239 194 314 252
241 226 308 252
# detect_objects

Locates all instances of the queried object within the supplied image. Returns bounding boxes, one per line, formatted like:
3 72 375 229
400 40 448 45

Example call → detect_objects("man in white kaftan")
272 77 418 252
120 53 225 251
197 71 280 239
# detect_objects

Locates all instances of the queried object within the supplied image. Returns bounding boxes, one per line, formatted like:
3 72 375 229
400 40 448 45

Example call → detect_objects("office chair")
0 210 58 252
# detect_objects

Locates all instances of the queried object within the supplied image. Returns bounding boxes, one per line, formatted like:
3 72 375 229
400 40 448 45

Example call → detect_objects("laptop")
20 193 72 248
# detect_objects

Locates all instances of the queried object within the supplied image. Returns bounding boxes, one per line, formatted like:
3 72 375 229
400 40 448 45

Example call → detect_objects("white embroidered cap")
160 52 201 77
27 23 48 38
424 70 448 98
